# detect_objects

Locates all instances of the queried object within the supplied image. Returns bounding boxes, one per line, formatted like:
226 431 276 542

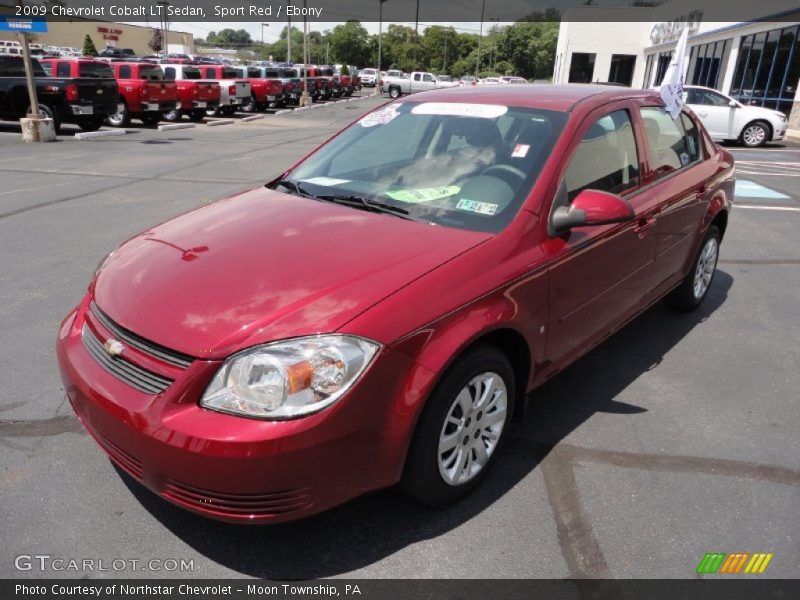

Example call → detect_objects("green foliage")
328 20 371 66
82 34 98 57
205 28 252 47
148 28 163 54
340 64 350 75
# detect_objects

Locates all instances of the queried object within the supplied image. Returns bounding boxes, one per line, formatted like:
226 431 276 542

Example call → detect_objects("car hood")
93 188 489 358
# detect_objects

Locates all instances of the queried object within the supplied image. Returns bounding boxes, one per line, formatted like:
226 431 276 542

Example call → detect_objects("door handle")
633 217 656 238
698 111 708 117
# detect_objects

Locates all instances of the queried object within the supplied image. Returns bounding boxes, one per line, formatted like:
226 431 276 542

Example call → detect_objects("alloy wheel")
742 124 766 147
437 372 508 486
693 237 718 300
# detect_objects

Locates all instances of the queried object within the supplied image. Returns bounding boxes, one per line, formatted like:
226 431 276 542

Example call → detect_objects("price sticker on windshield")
411 103 508 119
456 198 498 215
360 103 403 127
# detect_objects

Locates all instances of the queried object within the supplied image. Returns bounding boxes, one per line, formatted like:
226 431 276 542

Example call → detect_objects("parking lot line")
734 204 800 212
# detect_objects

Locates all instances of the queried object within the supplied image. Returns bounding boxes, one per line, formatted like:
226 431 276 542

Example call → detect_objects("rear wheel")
241 95 258 113
106 103 129 128
389 86 402 99
188 110 206 122
29 104 61 134
76 115 104 131
205 106 221 117
140 112 162 126
400 345 514 506
666 225 721 311
740 121 769 147
161 108 181 122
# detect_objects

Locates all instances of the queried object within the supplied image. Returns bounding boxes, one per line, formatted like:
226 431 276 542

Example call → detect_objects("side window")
56 62 71 78
423 73 434 82
164 67 175 79
414 73 421 81
564 110 640 202
119 65 131 79
640 107 698 177
699 91 729 106
40 61 53 76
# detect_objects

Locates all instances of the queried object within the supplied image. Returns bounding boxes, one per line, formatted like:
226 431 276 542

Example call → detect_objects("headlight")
200 335 381 420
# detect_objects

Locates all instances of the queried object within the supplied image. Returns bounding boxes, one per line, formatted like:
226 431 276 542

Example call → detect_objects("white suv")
360 68 377 87
683 85 788 147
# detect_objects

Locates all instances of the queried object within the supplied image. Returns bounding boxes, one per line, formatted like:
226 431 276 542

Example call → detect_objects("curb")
242 114 266 122
207 119 235 127
74 129 129 141
158 123 196 131
274 110 292 115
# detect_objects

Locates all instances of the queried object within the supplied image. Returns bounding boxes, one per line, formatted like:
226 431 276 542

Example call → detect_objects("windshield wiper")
272 179 313 198
315 194 418 221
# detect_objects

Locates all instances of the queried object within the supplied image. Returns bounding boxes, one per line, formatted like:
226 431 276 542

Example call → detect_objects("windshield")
79 62 114 78
280 101 567 233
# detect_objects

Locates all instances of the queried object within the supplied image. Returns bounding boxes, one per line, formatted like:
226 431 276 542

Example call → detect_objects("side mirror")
550 189 634 235
728 99 739 108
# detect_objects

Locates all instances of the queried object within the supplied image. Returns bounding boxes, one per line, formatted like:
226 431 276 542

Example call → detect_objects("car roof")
411 84 662 112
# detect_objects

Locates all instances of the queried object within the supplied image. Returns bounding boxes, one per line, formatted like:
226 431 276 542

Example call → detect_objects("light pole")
375 0 387 95
475 0 486 79
157 1 170 59
261 22 269 45
300 0 311 106
489 17 499 72
413 0 420 67
287 12 292 63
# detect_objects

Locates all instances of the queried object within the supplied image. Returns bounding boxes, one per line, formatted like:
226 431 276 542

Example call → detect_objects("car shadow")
118 271 733 578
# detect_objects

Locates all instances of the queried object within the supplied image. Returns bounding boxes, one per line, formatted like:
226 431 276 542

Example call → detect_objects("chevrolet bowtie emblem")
103 339 125 357
97 89 103 94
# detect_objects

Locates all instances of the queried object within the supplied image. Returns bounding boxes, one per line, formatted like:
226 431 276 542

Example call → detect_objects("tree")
206 28 252 48
82 34 98 57
340 64 349 75
148 28 163 54
328 20 370 66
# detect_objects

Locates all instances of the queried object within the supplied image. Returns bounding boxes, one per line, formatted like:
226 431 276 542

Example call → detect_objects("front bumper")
56 300 414 523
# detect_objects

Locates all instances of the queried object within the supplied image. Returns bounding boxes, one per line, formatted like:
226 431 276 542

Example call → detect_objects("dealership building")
554 1 800 137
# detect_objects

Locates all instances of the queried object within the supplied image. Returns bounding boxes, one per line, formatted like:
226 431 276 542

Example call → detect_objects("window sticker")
511 144 530 158
680 152 690 166
359 103 403 127
456 198 498 215
302 177 351 186
411 102 508 119
385 186 461 203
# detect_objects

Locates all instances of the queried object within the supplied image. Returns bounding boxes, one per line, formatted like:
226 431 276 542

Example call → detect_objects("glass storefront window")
730 24 800 114
688 39 728 89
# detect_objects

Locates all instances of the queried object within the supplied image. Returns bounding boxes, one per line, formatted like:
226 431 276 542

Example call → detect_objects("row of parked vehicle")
0 54 364 132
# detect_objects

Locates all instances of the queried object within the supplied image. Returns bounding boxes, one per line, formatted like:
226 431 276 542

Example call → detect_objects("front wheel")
400 345 515 506
389 86 401 99
665 225 721 311
740 121 769 147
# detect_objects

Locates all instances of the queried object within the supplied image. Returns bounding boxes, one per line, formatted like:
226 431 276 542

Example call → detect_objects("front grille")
162 479 314 517
90 302 194 369
82 324 173 395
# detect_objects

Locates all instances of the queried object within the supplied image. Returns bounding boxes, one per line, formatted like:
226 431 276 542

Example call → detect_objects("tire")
241 95 258 113
740 120 770 147
30 104 61 134
205 106 221 118
389 86 401 99
400 345 515 506
188 110 206 122
106 103 130 128
665 225 721 311
140 113 162 126
161 108 181 122
76 115 104 132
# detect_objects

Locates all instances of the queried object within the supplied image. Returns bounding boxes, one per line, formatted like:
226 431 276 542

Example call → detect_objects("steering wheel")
480 164 527 186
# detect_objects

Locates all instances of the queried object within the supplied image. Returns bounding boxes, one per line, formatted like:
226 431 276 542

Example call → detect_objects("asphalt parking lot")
0 96 798 580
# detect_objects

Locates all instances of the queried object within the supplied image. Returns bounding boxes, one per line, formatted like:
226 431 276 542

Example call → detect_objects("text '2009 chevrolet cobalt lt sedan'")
57 85 734 523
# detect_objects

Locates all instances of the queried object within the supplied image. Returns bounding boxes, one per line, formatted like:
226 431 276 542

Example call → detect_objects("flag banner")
659 25 689 119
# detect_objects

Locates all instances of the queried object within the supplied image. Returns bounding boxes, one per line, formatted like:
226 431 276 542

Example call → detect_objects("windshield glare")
284 102 566 233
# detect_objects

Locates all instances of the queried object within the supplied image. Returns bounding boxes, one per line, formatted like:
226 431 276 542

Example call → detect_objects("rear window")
222 68 237 79
248 68 260 78
183 67 201 80
140 66 164 81
79 62 114 79
283 69 298 78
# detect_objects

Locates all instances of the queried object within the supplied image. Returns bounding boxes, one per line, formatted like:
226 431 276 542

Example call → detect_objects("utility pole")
475 0 486 79
157 1 170 59
326 41 329 65
376 0 387 95
443 32 448 73
413 0 420 67
300 0 311 106
287 13 292 63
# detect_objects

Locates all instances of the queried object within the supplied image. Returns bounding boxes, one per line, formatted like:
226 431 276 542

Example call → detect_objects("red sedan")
57 85 734 523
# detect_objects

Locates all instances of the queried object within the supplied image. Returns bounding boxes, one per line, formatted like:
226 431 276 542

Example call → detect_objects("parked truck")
1 55 120 133
232 66 284 112
106 62 178 127
381 71 459 98
197 65 251 116
158 64 221 122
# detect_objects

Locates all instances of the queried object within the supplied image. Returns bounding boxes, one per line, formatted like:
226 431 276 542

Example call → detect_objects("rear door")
544 102 659 367
635 105 710 295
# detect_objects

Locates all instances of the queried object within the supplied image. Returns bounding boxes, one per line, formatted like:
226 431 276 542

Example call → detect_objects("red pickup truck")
158 64 220 122
106 62 178 127
233 66 284 112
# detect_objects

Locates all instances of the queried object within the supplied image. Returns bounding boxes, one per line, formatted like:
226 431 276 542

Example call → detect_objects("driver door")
543 102 660 369
685 88 734 139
